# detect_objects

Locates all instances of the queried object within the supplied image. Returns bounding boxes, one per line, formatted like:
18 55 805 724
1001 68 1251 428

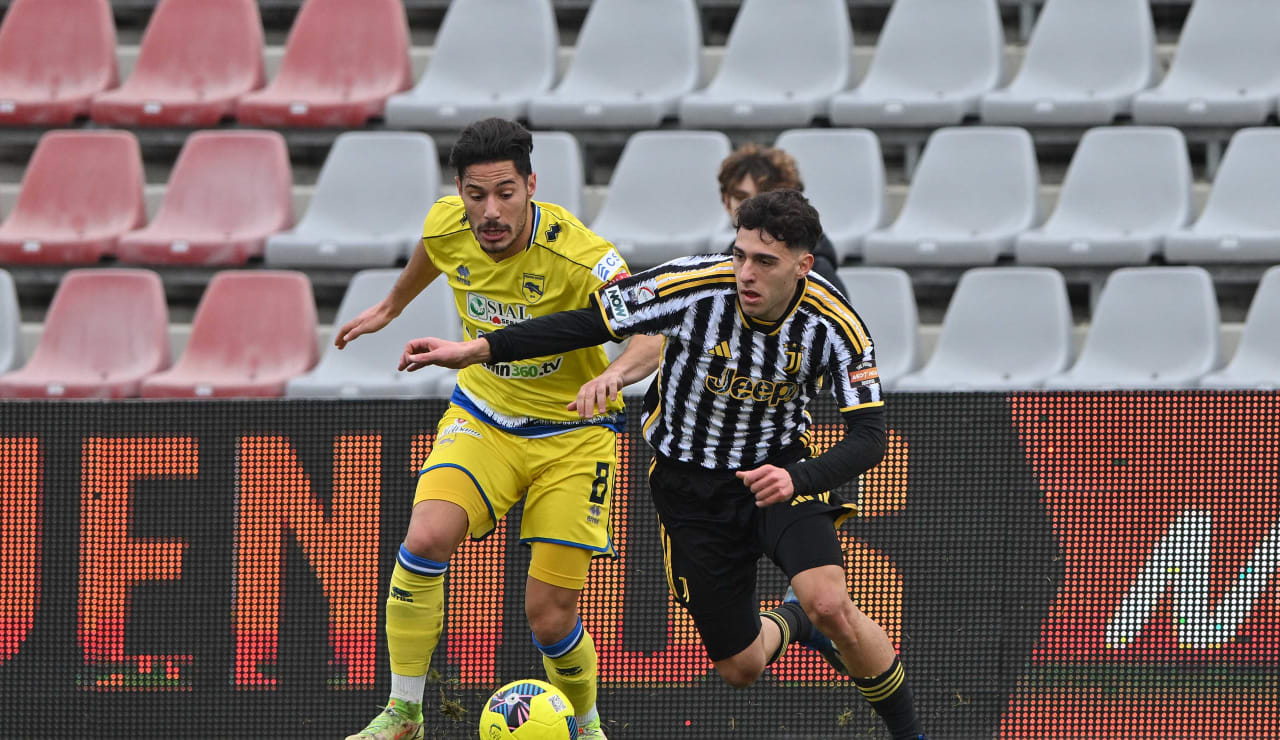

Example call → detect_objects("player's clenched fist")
736 464 795 507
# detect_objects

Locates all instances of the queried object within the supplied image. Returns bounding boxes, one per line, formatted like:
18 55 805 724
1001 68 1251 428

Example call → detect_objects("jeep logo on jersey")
466 293 532 327
704 368 799 407
521 274 546 304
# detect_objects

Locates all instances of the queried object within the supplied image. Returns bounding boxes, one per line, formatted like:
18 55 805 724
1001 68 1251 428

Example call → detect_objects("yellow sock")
536 619 598 722
386 546 446 680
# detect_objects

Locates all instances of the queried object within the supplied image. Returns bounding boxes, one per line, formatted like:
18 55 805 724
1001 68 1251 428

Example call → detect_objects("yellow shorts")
415 405 619 559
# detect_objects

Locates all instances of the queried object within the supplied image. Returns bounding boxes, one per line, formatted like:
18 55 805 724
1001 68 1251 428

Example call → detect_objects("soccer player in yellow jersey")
337 119 628 740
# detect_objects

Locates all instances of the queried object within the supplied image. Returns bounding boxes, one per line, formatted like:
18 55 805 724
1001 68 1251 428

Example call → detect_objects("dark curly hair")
734 189 822 252
449 118 534 180
717 143 805 195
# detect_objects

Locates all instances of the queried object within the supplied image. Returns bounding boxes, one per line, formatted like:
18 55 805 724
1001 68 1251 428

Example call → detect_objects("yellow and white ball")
478 679 577 739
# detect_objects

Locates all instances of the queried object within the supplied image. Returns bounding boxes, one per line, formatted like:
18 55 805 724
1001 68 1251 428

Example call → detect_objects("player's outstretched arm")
335 242 442 349
401 304 618 372
568 334 663 418
400 337 491 371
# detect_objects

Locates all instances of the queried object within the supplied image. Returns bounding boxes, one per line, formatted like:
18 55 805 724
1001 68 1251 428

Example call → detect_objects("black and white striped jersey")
593 255 883 470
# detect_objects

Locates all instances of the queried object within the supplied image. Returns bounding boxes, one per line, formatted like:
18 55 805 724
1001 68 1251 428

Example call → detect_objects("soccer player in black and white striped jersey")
400 190 926 740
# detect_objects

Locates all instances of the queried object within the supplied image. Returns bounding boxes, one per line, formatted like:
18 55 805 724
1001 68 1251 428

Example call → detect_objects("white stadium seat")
774 128 885 262
384 0 557 127
863 127 1039 265
527 0 700 129
830 0 1002 127
1044 267 1219 390
1132 0 1280 126
896 268 1072 390
590 131 731 269
679 0 852 128
1015 127 1191 265
835 267 919 390
981 0 1158 125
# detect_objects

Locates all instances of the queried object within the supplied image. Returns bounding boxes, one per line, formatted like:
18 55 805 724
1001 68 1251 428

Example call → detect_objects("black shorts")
648 449 857 662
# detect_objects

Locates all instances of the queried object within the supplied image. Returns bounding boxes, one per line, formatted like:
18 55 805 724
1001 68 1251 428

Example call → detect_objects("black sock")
852 657 923 740
759 601 813 665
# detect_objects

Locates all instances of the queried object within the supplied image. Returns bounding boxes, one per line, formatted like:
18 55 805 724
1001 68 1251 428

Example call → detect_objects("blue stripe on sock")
397 545 447 577
532 617 583 659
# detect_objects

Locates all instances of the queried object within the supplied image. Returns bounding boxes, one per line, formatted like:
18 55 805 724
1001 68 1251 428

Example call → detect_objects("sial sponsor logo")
466 292 532 327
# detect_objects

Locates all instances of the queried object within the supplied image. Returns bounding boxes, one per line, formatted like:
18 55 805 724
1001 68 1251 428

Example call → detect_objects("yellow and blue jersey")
422 197 630 436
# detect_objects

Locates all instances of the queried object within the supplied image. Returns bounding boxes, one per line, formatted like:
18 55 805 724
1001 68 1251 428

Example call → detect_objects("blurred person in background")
718 143 846 296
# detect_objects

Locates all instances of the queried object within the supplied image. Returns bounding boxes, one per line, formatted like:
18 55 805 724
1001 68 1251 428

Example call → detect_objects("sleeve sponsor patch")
848 366 880 386
602 284 630 321
593 249 627 282
627 279 658 305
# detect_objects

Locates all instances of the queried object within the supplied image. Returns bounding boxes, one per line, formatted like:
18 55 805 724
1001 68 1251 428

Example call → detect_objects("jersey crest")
784 343 804 375
521 273 546 304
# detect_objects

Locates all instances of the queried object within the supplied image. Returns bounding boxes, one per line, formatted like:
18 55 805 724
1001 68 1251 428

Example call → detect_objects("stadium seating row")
0 128 586 266
0 0 409 128
2 0 1278 130
852 265 1280 391
0 269 316 398
3 125 1277 269
1 264 1277 399
0 129 291 264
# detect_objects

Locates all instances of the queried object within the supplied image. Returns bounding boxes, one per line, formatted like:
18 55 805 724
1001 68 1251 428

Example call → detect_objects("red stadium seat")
90 0 265 127
140 271 317 398
235 0 411 128
0 130 146 264
0 269 169 399
115 131 293 265
0 0 117 125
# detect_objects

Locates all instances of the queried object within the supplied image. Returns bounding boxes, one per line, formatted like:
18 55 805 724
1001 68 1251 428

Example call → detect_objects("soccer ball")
478 679 578 739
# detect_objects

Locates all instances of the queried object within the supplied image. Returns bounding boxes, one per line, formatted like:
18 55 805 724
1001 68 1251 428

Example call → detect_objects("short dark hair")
449 118 534 180
717 143 804 195
734 189 822 252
